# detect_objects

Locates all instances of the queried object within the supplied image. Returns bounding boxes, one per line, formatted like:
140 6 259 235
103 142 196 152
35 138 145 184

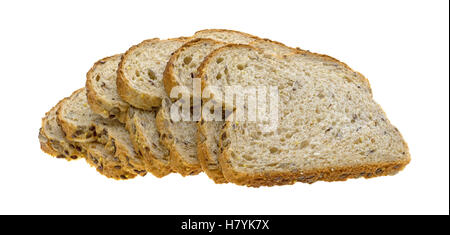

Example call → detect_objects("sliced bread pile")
39 29 410 186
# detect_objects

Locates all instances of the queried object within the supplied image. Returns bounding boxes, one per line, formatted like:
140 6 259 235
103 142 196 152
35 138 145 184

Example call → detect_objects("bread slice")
39 99 86 161
57 88 99 142
125 107 172 178
198 45 411 187
86 54 129 123
39 97 137 179
57 88 147 176
163 34 296 183
117 38 188 110
156 98 201 176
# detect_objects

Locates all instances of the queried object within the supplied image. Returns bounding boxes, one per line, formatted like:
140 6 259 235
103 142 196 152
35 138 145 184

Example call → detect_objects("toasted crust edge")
193 29 260 41
220 148 410 187
86 54 128 123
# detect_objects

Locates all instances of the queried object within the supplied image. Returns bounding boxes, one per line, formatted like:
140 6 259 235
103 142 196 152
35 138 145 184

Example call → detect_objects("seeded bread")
125 107 172 178
163 35 296 183
57 88 98 142
39 97 136 179
94 118 147 176
117 38 188 110
57 88 147 176
198 45 411 187
39 99 86 161
155 98 201 176
86 54 129 123
84 142 137 180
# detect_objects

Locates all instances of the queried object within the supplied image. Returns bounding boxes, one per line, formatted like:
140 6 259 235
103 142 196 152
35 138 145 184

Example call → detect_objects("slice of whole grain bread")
198 44 410 187
86 54 129 123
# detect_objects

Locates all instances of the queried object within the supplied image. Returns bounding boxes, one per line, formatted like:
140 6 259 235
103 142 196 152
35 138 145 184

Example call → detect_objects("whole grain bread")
56 88 98 142
84 142 138 180
57 88 146 176
125 107 172 178
198 45 411 187
117 38 188 110
86 54 129 123
163 33 296 183
39 97 136 179
40 99 86 161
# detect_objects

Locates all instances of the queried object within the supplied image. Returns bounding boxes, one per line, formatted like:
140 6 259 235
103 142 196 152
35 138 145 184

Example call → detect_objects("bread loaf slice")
198 45 411 187
57 88 147 176
125 107 172 178
56 88 98 142
39 97 136 179
163 34 296 183
86 54 129 123
39 99 86 161
117 38 188 110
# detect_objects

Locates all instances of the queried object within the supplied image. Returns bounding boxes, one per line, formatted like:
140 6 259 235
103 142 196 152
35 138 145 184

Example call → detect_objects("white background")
0 0 448 215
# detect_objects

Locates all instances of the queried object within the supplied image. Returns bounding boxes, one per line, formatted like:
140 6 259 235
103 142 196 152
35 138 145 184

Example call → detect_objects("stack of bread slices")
39 29 410 187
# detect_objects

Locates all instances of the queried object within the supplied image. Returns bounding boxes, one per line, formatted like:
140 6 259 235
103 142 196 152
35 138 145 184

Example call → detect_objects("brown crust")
117 37 188 110
220 149 410 187
125 110 173 178
193 29 261 41
86 54 128 123
163 38 224 99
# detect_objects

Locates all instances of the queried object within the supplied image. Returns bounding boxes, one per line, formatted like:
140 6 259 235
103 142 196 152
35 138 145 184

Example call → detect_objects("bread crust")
86 54 129 123
117 37 188 110
221 149 410 187
193 29 260 41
